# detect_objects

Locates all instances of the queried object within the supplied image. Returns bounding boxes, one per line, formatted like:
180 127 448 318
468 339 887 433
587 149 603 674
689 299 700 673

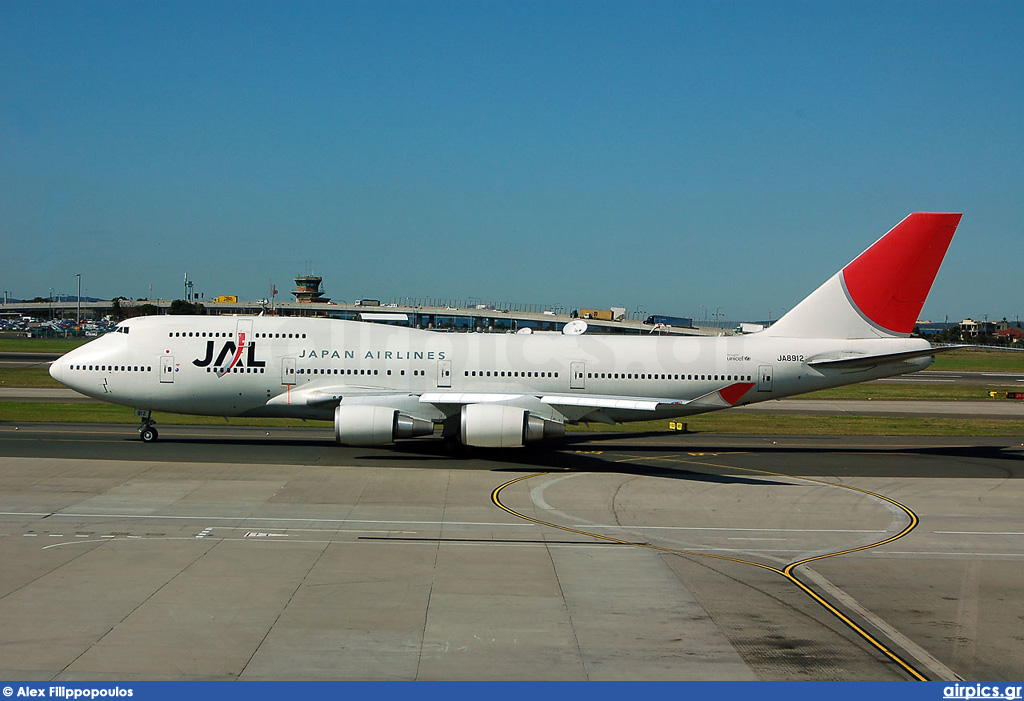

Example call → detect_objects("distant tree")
921 326 960 344
136 304 160 317
110 297 126 321
169 299 205 315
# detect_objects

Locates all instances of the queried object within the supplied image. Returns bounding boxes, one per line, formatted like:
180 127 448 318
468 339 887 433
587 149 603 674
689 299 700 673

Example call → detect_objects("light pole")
76 274 81 327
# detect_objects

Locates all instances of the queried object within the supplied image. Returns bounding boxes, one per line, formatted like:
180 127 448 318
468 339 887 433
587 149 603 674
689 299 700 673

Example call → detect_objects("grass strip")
801 383 1021 400
0 402 321 427
2 402 1022 436
0 338 89 352
931 348 1024 372
0 368 62 388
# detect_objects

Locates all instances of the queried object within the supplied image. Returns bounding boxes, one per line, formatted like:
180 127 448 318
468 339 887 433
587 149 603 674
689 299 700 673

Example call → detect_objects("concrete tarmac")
0 424 1022 681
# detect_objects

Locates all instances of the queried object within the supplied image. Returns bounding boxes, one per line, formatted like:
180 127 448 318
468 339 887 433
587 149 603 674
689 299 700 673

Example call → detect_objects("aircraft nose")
49 357 63 383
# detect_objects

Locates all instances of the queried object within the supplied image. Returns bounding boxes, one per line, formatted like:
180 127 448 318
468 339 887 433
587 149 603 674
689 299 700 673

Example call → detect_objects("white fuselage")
50 315 933 423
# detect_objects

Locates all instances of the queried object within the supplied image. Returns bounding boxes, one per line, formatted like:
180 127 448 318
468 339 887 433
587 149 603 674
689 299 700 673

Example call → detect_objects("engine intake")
460 404 565 448
334 405 434 445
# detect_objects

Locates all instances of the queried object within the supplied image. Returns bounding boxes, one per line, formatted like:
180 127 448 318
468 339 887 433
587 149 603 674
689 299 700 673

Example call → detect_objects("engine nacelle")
334 405 434 445
460 404 565 448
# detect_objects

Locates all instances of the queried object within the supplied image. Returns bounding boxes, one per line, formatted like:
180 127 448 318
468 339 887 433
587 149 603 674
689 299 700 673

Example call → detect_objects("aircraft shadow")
382 432 1024 480
116 429 1024 480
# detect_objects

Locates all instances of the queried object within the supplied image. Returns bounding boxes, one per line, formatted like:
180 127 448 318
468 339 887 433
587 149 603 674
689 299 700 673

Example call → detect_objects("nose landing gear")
135 409 158 443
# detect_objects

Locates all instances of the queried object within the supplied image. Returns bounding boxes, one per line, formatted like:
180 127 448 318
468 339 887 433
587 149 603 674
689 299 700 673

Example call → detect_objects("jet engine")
459 404 565 448
334 405 434 445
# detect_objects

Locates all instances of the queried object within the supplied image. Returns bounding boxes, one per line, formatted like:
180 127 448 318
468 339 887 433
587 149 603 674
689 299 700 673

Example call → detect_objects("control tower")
292 275 330 304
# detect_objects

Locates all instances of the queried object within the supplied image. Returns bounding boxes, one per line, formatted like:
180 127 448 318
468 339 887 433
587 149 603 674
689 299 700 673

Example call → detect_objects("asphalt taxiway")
0 424 1022 681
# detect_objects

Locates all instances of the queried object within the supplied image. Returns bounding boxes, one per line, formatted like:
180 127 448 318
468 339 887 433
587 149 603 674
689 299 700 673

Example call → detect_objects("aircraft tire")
442 436 469 457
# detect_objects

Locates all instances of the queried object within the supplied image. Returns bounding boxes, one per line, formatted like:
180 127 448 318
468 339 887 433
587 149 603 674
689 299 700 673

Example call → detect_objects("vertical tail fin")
765 213 962 339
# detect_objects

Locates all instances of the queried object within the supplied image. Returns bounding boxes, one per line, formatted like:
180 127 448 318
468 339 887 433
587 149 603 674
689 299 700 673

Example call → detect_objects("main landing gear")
136 409 158 443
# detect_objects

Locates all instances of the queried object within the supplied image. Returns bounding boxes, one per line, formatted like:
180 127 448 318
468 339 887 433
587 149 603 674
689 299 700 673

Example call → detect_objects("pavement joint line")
492 466 935 681
27 534 1024 556
0 511 534 526
576 524 888 533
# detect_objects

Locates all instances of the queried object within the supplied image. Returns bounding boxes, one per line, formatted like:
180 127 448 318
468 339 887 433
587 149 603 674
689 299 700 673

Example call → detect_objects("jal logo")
193 332 266 376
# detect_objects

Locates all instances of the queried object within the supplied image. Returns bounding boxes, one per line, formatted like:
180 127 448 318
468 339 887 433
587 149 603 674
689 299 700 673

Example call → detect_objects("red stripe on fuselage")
216 332 246 377
719 382 756 406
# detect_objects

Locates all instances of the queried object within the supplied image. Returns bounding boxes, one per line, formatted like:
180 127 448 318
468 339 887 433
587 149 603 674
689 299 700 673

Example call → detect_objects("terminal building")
0 273 727 337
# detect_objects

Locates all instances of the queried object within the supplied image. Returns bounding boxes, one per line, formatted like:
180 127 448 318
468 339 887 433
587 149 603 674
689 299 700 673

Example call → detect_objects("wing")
268 380 757 424
266 383 411 408
421 381 756 423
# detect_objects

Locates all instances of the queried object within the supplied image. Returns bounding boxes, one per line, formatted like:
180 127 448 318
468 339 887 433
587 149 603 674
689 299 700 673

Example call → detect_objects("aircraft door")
236 319 253 362
437 359 452 388
757 364 773 392
281 357 296 386
160 356 175 383
570 361 585 390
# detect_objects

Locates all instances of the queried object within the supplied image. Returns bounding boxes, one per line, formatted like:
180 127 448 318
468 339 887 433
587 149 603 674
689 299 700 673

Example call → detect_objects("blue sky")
2 1 1022 323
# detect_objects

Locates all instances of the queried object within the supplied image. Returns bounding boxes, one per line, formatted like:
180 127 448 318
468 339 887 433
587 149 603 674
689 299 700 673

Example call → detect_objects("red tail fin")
842 213 961 335
767 213 961 339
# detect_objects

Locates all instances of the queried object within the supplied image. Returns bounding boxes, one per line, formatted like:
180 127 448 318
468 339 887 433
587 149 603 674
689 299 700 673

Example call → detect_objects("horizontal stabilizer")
807 345 958 369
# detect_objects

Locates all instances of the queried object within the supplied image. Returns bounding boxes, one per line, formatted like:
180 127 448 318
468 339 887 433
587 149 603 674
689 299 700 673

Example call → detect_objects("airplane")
49 212 962 448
